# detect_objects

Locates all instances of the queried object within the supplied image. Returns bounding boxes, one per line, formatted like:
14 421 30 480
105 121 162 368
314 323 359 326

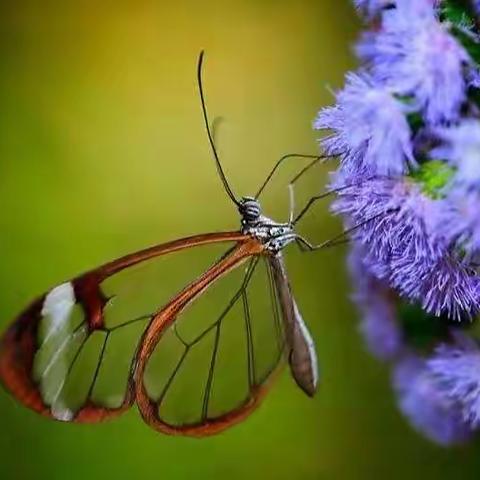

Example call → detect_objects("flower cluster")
316 0 480 445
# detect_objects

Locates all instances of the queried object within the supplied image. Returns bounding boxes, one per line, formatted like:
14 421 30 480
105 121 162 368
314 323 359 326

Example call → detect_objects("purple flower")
474 1 480 15
434 190 480 258
390 253 480 321
314 0 480 446
392 353 473 446
332 176 444 268
358 2 470 124
348 244 404 360
333 175 480 320
431 120 480 190
467 67 480 88
355 0 441 18
428 335 480 428
353 0 390 17
314 73 415 178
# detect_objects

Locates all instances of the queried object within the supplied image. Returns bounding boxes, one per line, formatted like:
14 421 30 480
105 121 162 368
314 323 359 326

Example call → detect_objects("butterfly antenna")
197 51 240 207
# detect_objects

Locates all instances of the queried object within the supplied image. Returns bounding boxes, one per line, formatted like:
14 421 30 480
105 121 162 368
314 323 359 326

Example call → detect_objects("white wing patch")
51 401 75 422
41 282 76 343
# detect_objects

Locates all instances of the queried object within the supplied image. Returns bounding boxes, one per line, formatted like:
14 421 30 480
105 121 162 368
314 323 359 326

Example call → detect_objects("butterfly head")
239 196 296 253
238 196 262 223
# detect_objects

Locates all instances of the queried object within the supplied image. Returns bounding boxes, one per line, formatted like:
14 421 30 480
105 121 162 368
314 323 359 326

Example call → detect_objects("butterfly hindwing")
135 252 288 436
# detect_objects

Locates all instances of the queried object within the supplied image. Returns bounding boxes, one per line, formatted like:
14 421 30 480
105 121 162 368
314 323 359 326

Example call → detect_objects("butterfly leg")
288 183 295 225
294 209 395 253
295 234 350 252
286 156 329 225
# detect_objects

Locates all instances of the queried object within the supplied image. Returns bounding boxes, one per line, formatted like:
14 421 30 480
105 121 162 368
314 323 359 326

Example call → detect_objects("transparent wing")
0 232 247 423
135 254 288 436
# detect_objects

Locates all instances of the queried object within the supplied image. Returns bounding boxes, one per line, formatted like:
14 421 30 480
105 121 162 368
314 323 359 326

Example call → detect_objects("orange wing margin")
0 231 249 424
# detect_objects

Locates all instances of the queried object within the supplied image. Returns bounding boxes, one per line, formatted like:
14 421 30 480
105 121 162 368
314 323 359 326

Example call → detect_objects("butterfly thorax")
238 196 296 253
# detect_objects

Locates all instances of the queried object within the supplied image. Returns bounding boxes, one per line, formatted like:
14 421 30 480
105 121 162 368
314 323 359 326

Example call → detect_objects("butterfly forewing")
0 233 247 423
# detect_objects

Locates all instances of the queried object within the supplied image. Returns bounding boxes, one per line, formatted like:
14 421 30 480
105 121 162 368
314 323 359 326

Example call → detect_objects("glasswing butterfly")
0 51 334 437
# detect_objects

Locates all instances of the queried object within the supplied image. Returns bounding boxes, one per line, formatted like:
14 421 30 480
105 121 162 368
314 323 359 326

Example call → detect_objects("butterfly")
0 51 334 437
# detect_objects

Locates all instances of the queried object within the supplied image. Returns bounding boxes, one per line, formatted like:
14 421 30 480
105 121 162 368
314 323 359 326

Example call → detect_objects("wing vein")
242 288 255 387
50 327 88 409
157 347 190 404
266 259 284 355
240 256 260 388
40 321 85 379
109 314 152 332
201 322 221 421
188 256 259 348
86 331 109 401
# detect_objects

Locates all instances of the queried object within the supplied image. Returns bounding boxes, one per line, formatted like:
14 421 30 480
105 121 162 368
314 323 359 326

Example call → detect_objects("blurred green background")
0 1 479 479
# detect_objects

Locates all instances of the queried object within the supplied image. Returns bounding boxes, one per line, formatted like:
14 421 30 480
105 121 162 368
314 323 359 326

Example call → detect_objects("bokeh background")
1 1 479 479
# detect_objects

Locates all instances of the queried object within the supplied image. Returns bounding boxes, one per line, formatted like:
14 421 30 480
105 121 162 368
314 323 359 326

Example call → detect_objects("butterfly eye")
239 200 261 222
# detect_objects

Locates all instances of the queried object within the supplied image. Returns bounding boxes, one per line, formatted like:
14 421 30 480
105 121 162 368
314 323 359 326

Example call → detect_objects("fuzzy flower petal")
474 1 480 15
390 254 480 320
315 73 415 178
358 2 470 124
333 176 480 320
428 336 480 428
332 176 445 268
395 0 441 16
432 120 480 190
348 244 404 360
393 354 473 446
467 67 480 88
434 190 480 257
353 0 390 17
